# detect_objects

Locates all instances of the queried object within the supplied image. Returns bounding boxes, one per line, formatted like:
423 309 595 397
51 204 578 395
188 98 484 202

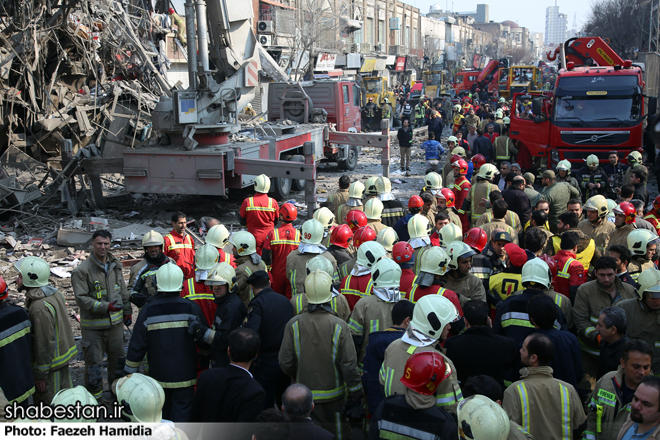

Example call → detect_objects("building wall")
545 5 567 46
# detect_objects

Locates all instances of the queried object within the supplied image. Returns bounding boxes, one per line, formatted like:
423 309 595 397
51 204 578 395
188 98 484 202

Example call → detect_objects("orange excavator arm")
546 37 625 66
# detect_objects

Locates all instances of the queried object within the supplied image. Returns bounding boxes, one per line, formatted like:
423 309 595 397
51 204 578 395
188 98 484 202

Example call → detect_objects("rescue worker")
365 176 379 200
394 242 416 299
205 224 235 267
51 386 99 422
644 195 660 235
72 230 130 402
17 257 77 405
538 170 580 234
471 154 487 184
377 227 398 257
441 242 487 305
408 214 433 274
414 100 426 127
394 195 423 242
502 333 586 440
346 208 368 233
549 211 600 271
181 244 218 326
550 231 587 301
365 197 387 235
125 263 208 422
239 174 279 256
457 395 515 440
279 270 363 438
379 295 463 413
617 268 660 373
452 158 472 230
609 202 638 249
489 243 528 305
243 102 256 117
439 222 463 248
463 164 501 228
328 175 351 219
494 125 518 164
0 275 34 421
556 160 582 198
364 97 377 132
578 155 609 203
435 188 462 229
574 256 636 380
164 212 195 279
229 230 267 305
441 152 459 190
286 219 338 297
168 7 187 45
115 373 167 424
465 227 494 298
346 225 378 275
421 172 442 225
452 104 465 134
476 192 523 236
480 199 520 245
377 176 407 228
129 230 175 308
580 195 616 255
382 97 393 128
370 352 458 439
623 151 643 187
584 339 653 440
627 230 657 282
262 202 300 298
338 181 365 224
327 224 354 279
340 241 386 310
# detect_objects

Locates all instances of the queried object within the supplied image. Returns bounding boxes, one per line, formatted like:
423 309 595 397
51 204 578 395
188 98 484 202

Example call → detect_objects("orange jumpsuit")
239 193 279 255
399 268 416 300
644 211 660 235
453 176 472 232
180 276 216 327
263 224 301 299
340 273 374 311
216 248 237 268
551 250 586 301
164 230 195 279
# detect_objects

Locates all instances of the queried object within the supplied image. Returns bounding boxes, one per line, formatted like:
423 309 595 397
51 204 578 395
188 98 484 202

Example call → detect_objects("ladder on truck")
175 38 188 61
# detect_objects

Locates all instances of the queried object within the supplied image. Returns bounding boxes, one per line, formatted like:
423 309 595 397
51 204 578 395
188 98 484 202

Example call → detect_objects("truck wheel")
282 91 314 123
338 145 359 171
289 155 306 191
271 177 292 200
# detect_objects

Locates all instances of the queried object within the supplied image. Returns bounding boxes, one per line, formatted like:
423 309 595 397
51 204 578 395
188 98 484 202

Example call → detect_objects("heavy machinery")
454 58 508 95
498 65 542 99
509 37 656 169
363 77 396 105
421 70 448 102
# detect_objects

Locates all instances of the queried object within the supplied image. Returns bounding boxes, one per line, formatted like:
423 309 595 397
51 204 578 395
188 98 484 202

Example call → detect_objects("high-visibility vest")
552 236 594 273
558 258 578 279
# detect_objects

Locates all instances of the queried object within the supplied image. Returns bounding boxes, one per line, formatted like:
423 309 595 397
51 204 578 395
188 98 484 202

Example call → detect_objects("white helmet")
521 258 551 289
306 255 334 276
357 241 387 268
627 229 656 257
628 150 643 166
408 214 432 239
301 219 324 245
377 227 399 251
205 262 236 289
313 207 336 229
365 176 379 196
586 154 599 167
254 174 271 193
206 224 230 248
349 181 365 199
425 172 443 190
156 263 184 292
376 176 392 194
420 247 450 276
229 230 257 256
305 269 333 304
556 160 571 171
477 163 499 181
364 198 384 220
195 244 219 270
637 268 660 300
115 373 165 423
447 242 476 271
371 258 402 289
440 223 463 247
447 136 458 145
457 395 510 440
51 386 99 422
15 256 50 288
142 230 165 247
584 195 609 219
410 295 458 341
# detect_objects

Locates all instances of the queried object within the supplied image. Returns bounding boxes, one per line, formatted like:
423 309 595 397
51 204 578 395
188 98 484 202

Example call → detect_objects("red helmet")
346 210 368 231
653 195 660 212
438 188 455 208
464 228 488 252
452 158 468 175
408 195 424 209
330 224 353 249
168 7 175 14
279 203 297 222
353 226 377 248
475 88 481 92
392 242 414 264
400 351 451 396
471 154 486 170
613 202 636 224
0 276 6 301
450 154 462 164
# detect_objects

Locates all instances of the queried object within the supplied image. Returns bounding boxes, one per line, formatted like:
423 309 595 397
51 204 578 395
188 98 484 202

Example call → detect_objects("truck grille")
560 131 630 146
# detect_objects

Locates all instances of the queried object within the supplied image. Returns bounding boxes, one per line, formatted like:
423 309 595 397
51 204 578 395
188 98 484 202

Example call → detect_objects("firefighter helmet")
503 116 510 125
452 158 468 175
471 154 486 170
0 276 7 301
377 227 398 251
306 255 334 276
464 228 488 252
304 269 333 304
356 241 387 269
451 154 463 164
349 181 365 199
229 230 257 255
584 195 609 218
195 244 219 270
453 104 461 112
556 160 571 171
371 258 402 289
364 198 384 220
451 147 466 158
425 172 443 190
376 176 392 194
254 174 271 193
447 135 458 145
408 195 424 209
653 195 660 212
420 246 450 276
613 202 636 224
346 210 368 231
328 224 351 248
51 386 99 423
116 373 165 423
156 263 184 292
365 176 379 195
400 351 451 396
477 163 499 181
440 223 463 247
447 242 476 271
206 224 230 248
313 207 336 229
627 229 656 257
353 226 377 248
142 230 164 247
457 395 510 440
521 258 551 289
499 97 506 103
393 242 414 264
628 150 643 166
636 268 660 300
16 256 50 288
205 262 236 288
410 295 458 341
408 214 432 239
279 203 298 222
301 219 324 245
586 154 599 168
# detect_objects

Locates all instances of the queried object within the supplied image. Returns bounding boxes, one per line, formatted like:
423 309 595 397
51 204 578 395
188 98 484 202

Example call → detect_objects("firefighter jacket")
279 308 363 403
490 266 524 304
550 228 600 271
481 218 520 245
577 166 609 202
608 224 636 250
551 250 587 300
0 301 34 404
364 102 377 118
462 179 500 226
381 199 407 228
329 189 350 218
239 193 279 252
444 208 463 229
379 339 463 413
579 218 616 254
415 103 426 120
472 254 494 305
644 211 660 235
164 230 196 279
338 203 363 225
181 275 216 326
545 287 574 330
574 279 636 358
556 173 582 198
291 291 351 322
128 253 174 305
235 254 267 305
209 292 246 368
367 219 388 236
72 253 130 330
263 223 301 297
495 135 518 162
340 272 374 310
408 278 463 314
349 295 396 362
399 267 416 299
243 287 292 361
617 298 660 373
628 257 655 282
441 271 486 305
382 103 393 119
441 162 453 191
25 287 78 380
453 176 472 218
477 209 522 235
585 366 634 440
125 292 208 388
287 250 338 298
503 366 586 440
539 182 580 234
216 248 236 268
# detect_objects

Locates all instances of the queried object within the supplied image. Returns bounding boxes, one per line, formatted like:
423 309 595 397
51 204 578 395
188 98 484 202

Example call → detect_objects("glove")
188 316 209 342
107 300 123 312
130 292 149 308
124 315 132 327
342 396 365 423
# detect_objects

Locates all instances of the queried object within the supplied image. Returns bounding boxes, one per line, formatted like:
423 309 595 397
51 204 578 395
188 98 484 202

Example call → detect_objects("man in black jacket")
397 119 413 172
282 384 334 440
630 166 650 208
192 328 265 423
595 306 629 379
502 175 532 226
472 131 495 163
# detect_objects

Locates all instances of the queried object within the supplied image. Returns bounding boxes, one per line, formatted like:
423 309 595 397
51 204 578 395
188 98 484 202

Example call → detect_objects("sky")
413 0 594 34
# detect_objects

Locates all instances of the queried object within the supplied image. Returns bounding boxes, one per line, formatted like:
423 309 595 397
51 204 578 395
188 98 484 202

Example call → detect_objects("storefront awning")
374 58 387 71
360 58 376 72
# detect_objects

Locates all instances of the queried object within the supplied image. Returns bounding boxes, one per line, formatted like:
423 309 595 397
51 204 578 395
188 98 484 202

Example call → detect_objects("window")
259 5 272 21
366 18 373 43
343 85 349 103
353 85 361 106
378 20 384 44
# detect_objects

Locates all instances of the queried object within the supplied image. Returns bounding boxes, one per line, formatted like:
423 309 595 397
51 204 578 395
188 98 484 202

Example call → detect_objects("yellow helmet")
377 227 398 251
142 230 164 247
627 229 656 257
365 197 384 220
420 246 449 276
195 244 220 270
115 373 165 423
313 207 336 229
371 258 402 288
451 147 466 157
457 395 510 440
301 219 324 245
477 163 499 181
356 241 387 268
254 174 271 193
440 223 463 247
408 214 431 239
586 154 599 168
637 268 660 300
556 160 571 171
305 255 334 276
349 181 365 199
583 195 609 218
206 224 230 249
365 176 379 196
229 230 257 256
205 262 237 289
15 256 50 288
305 269 333 304
628 150 642 166
425 172 442 190
376 176 392 194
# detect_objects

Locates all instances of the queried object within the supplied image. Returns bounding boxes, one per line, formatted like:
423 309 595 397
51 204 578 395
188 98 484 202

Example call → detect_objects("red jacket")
453 176 471 221
180 276 216 326
399 267 416 299
263 223 301 299
430 231 441 247
407 281 463 315
484 132 499 144
216 248 236 268
239 193 278 255
644 211 660 235
164 230 195 279
340 273 374 311
551 250 586 299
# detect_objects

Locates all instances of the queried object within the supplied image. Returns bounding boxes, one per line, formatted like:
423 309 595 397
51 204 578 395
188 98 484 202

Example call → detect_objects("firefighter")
125 263 208 422
579 195 616 255
16 257 77 405
168 8 187 45
328 175 351 219
627 229 657 282
578 155 609 203
338 181 365 224
439 223 463 247
408 247 463 317
313 207 337 247
181 244 218 326
556 160 582 198
377 176 407 228
365 197 387 236
129 230 175 309
471 154 486 184
494 125 518 164
457 396 514 440
263 202 301 298
623 151 643 186
489 243 528 304
164 211 195 279
549 211 600 271
394 195 424 242
279 270 363 438
379 295 463 413
115 373 166 423
377 227 398 258
441 241 487 305
228 230 267 305
341 241 386 310
464 228 494 300
0 275 34 421
349 258 402 363
382 97 393 128
343 226 378 276
415 100 426 127
287 219 338 297
364 97 377 132
408 214 433 274
644 195 660 235
550 232 586 301
463 164 501 228
365 176 379 200
72 230 130 402
452 158 472 230
326 223 354 279
243 103 257 117
206 224 236 267
442 153 460 190
239 174 279 256
609 202 638 249
394 242 416 299
51 386 99 423
370 351 458 439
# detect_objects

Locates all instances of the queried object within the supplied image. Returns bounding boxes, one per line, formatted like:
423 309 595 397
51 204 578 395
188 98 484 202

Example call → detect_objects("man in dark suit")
281 384 335 440
191 328 265 423
444 299 518 389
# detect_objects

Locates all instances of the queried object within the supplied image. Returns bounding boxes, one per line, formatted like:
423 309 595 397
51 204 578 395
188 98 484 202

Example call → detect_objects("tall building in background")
545 5 567 46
